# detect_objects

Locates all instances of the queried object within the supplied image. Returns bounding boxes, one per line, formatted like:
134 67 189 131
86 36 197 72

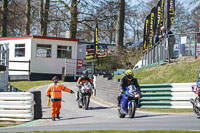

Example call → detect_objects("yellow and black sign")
143 15 150 53
167 0 175 31
156 0 162 35
148 7 156 49
94 23 98 58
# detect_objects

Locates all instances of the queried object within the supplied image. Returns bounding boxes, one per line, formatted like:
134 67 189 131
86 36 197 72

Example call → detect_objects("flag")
160 0 165 29
148 7 156 48
156 0 162 35
167 0 175 31
153 7 158 34
94 23 98 58
143 15 150 53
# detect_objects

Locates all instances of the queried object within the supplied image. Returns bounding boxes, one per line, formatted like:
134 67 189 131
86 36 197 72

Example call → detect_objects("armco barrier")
139 83 195 108
171 83 196 108
95 75 196 109
140 84 172 108
0 92 34 122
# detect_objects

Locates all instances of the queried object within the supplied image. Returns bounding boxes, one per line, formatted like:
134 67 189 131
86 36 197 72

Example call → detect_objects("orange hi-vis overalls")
46 83 71 118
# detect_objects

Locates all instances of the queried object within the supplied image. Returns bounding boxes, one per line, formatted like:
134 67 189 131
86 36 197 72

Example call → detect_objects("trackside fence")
140 84 172 108
0 92 34 122
94 75 196 108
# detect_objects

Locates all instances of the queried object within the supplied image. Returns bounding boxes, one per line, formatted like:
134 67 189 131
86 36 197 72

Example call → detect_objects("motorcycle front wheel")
78 99 82 108
128 102 136 118
83 96 90 110
193 97 200 119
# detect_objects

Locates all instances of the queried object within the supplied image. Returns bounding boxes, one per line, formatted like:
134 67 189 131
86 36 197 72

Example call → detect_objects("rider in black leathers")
117 69 141 107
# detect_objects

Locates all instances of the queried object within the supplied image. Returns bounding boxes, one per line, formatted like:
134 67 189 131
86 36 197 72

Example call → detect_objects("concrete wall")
95 75 119 105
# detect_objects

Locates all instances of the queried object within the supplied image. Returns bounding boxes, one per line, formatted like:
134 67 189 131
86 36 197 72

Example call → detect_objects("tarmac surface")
0 82 200 132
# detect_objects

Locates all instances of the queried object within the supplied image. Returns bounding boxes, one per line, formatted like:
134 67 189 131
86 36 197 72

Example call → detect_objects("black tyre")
78 100 82 108
34 105 42 119
84 97 90 110
31 91 42 105
129 102 136 118
118 109 126 118
31 91 42 119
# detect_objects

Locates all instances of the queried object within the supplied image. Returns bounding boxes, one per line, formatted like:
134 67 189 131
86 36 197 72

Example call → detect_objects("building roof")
0 36 79 42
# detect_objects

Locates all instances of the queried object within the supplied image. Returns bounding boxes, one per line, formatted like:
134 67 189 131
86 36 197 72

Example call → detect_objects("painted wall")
0 39 32 75
31 38 78 75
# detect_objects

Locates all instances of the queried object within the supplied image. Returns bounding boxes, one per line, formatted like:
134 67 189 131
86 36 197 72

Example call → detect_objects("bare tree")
189 4 200 32
115 0 125 50
40 0 44 36
25 0 31 35
43 0 50 36
1 0 8 37
58 0 80 39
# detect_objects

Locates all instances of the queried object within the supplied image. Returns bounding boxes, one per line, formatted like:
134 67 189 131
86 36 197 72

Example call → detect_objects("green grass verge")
0 123 17 127
138 108 193 113
11 130 200 133
10 80 63 91
0 124 6 127
134 59 200 84
113 59 200 84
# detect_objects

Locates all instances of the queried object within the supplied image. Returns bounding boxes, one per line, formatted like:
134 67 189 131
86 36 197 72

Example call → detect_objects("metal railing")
142 32 199 67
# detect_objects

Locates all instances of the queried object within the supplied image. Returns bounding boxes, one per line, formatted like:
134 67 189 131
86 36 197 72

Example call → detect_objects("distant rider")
117 69 141 107
76 70 94 100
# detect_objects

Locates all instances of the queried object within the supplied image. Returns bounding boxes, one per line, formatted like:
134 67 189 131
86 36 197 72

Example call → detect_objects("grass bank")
10 80 63 91
134 59 200 84
113 59 200 84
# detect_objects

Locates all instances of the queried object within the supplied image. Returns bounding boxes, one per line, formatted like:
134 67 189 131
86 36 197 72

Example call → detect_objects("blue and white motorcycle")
118 85 140 118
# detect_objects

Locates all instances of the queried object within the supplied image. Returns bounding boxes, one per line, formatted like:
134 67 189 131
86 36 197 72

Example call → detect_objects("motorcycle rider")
76 70 94 101
117 69 141 107
46 76 74 121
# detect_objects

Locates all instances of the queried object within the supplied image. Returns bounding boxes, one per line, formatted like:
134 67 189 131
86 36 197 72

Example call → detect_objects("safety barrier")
140 83 196 108
0 92 34 122
95 75 196 108
140 84 172 108
171 83 196 108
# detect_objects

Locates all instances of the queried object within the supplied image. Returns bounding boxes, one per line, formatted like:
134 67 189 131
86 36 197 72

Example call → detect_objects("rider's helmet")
82 70 88 78
125 69 133 80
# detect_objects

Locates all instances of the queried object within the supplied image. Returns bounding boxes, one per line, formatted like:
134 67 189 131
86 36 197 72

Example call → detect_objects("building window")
15 44 25 57
36 44 51 58
57 46 72 59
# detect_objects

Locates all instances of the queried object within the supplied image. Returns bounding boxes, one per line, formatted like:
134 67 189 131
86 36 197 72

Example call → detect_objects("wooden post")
62 67 65 81
28 60 31 80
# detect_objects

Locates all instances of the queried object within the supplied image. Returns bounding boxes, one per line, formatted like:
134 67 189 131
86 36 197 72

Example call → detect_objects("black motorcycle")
77 82 93 110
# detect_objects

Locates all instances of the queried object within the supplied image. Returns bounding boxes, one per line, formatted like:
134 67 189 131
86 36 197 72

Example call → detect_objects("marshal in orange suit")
46 76 74 121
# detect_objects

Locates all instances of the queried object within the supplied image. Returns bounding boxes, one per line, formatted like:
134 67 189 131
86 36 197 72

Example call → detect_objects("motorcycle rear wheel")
118 108 126 118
